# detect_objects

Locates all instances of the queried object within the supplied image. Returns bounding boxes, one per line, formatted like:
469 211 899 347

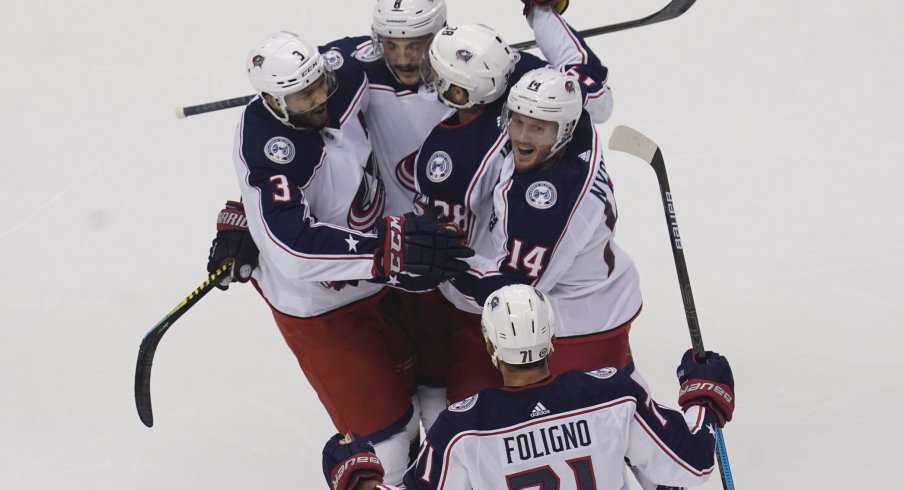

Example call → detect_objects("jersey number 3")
507 456 597 489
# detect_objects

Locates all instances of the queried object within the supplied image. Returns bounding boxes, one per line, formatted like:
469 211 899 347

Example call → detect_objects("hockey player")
213 31 473 484
450 67 643 378
322 284 736 489
410 13 613 405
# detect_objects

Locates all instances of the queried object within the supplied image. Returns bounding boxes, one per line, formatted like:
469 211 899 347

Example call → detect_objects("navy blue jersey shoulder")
434 369 642 437
504 114 597 247
304 40 368 130
510 50 549 92
239 99 325 189
415 101 506 205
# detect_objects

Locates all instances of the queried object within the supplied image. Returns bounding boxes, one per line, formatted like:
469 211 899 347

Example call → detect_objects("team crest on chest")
426 151 453 183
449 394 478 412
526 181 557 209
264 136 295 164
322 49 344 70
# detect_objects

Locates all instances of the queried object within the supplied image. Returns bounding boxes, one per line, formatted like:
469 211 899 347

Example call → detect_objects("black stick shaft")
134 264 229 427
648 149 706 358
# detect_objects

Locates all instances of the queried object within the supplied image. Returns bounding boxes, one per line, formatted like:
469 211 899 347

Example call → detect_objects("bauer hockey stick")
134 263 229 427
174 0 697 118
608 125 735 490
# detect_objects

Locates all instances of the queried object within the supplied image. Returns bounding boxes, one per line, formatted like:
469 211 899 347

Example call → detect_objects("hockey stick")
174 0 696 118
134 263 229 427
608 125 735 490
511 0 697 50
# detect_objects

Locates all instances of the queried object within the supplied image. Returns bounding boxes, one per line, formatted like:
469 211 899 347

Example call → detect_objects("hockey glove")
676 349 735 427
522 0 569 16
207 200 259 290
322 433 385 490
374 213 475 282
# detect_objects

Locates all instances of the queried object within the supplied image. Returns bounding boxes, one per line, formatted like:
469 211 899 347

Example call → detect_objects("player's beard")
288 104 329 131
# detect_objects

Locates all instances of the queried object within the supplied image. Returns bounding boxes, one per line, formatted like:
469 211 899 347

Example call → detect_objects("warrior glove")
207 200 259 290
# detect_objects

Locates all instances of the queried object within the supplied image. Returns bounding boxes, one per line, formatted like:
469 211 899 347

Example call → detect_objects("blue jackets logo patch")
526 181 557 209
322 49 344 70
426 151 453 183
586 367 617 380
264 136 295 164
449 394 478 412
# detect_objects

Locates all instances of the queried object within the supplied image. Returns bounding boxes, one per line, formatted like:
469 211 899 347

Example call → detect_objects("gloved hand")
676 349 735 427
207 201 259 290
522 0 569 16
322 433 385 490
373 213 475 282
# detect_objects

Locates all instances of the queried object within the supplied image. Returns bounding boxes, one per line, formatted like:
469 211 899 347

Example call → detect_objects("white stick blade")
608 125 658 164
175 107 186 119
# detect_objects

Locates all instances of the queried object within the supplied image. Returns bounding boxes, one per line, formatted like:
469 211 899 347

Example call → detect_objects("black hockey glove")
322 433 385 490
207 200 259 290
373 213 475 282
676 349 735 427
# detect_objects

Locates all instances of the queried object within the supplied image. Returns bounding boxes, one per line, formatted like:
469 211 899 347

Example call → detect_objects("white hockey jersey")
233 53 386 318
373 369 717 489
325 36 452 217
450 114 643 337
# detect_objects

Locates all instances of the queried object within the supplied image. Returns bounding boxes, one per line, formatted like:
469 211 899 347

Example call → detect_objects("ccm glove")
374 213 475 281
522 0 569 16
207 201 259 290
677 349 735 427
322 433 385 490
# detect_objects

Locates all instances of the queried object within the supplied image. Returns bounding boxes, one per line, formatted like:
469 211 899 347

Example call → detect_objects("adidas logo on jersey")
578 150 592 162
530 402 551 418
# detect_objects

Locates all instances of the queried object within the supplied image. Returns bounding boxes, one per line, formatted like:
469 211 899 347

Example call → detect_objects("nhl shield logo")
264 136 295 164
526 181 557 209
426 151 453 183
322 49 344 70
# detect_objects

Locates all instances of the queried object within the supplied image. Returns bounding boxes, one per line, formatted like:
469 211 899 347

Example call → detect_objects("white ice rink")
1 0 902 488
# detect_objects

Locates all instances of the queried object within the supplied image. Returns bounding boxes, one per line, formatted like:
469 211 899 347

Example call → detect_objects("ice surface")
1 0 902 488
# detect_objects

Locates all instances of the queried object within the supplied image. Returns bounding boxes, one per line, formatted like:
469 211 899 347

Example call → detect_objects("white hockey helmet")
425 24 517 109
246 31 335 127
482 284 556 368
371 0 447 40
504 68 584 154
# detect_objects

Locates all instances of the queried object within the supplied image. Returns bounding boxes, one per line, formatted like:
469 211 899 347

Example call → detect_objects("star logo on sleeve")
345 235 359 252
387 275 400 286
